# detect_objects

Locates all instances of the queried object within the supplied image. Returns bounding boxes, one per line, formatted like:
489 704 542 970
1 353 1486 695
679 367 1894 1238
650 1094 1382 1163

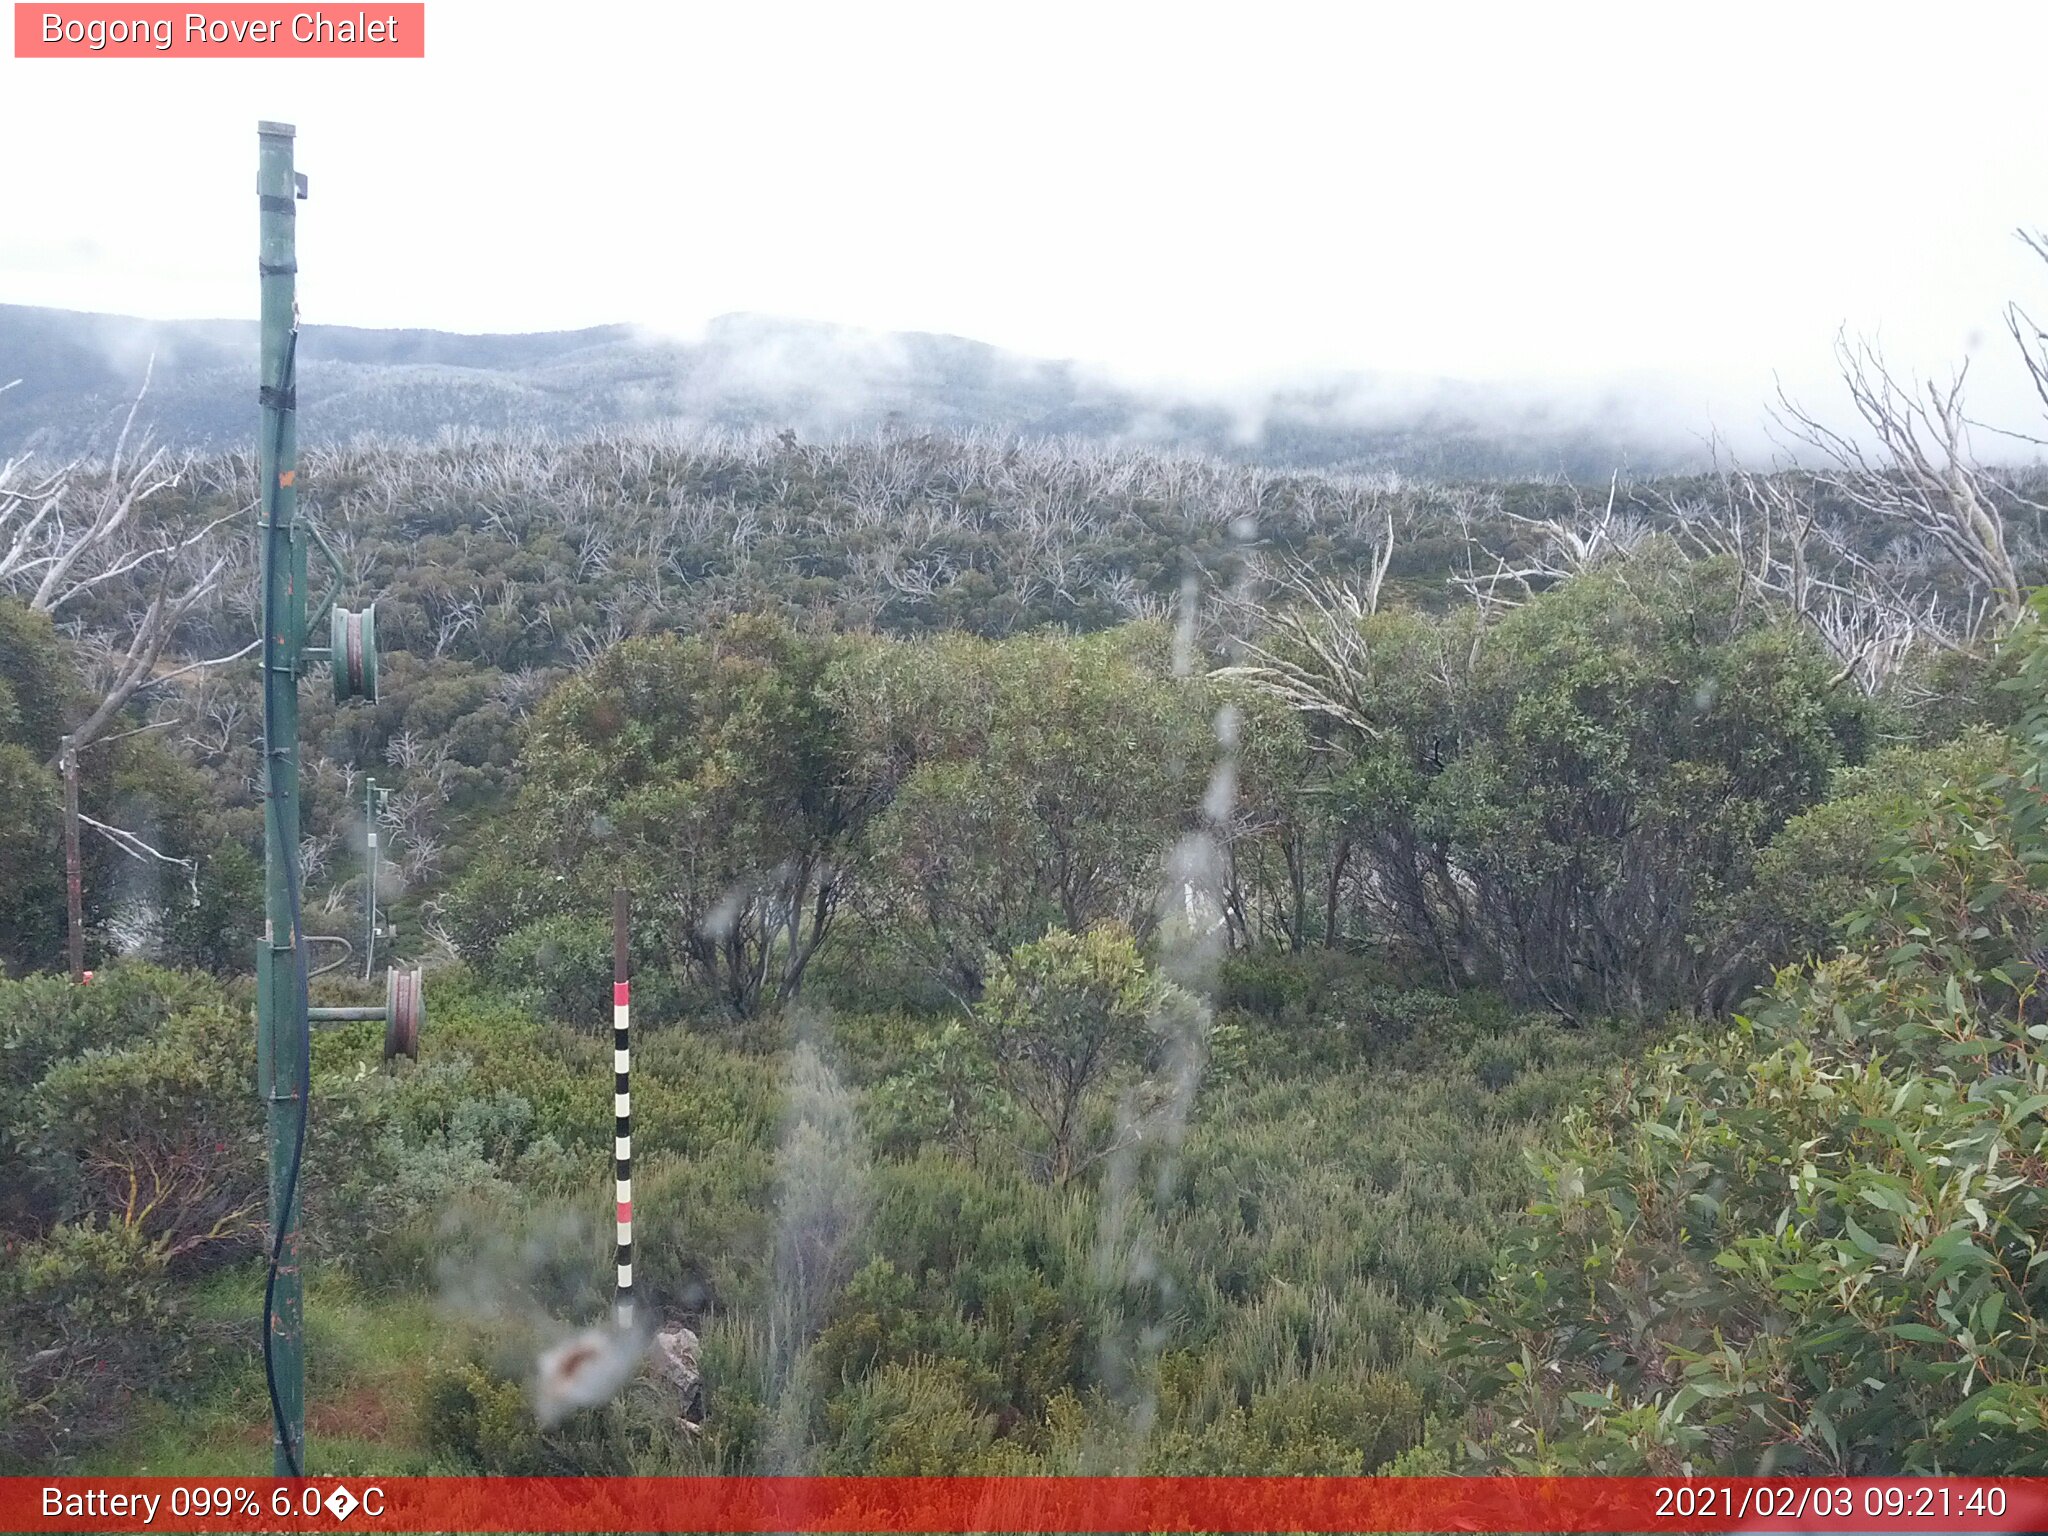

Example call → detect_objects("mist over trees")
2 303 1720 480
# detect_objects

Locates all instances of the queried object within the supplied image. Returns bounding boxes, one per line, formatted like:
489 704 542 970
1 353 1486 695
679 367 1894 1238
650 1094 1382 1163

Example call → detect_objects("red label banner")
4 1477 2048 1533
13 4 424 57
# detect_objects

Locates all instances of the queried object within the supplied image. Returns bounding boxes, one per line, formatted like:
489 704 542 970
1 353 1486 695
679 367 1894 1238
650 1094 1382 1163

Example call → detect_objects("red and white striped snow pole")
613 886 634 1331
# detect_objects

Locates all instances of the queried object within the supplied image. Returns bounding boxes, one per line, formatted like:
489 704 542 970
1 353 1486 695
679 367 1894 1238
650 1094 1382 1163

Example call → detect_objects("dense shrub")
491 915 616 1031
1233 552 1873 1015
2 966 262 1263
815 1155 1092 1428
834 626 1214 995
626 1148 775 1320
308 974 780 1290
447 617 873 1018
976 925 1198 1183
0 1221 184 1469
819 1360 1037 1473
1217 950 1485 1070
1451 597 2048 1472
418 1351 689 1475
1150 1368 1425 1475
1721 729 2008 972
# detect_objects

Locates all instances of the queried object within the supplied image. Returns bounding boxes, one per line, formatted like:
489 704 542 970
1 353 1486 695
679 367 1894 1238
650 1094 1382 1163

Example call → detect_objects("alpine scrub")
1450 593 2048 1474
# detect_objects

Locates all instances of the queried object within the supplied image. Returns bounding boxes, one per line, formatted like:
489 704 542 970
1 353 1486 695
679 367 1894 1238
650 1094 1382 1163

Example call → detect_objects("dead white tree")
77 811 200 899
0 369 250 754
1217 512 1397 738
428 585 483 658
1662 459 1952 693
400 834 441 885
881 548 955 602
2004 229 2048 444
1449 471 1649 619
493 666 553 718
566 619 626 668
1776 331 2024 628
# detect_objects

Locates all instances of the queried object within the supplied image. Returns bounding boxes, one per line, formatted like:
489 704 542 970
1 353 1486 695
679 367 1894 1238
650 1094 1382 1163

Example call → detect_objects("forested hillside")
5 372 2048 1474
1 303 1712 479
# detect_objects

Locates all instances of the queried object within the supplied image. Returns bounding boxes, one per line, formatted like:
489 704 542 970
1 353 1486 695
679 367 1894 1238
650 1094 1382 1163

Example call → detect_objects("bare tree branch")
1774 332 2022 625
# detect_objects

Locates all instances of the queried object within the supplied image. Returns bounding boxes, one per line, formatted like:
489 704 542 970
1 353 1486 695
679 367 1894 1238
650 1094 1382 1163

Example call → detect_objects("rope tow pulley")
331 603 379 703
304 964 424 1060
384 964 424 1061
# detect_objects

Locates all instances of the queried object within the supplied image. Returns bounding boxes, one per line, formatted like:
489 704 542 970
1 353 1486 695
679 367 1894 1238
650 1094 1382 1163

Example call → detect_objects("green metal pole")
256 118 306 1478
363 775 378 981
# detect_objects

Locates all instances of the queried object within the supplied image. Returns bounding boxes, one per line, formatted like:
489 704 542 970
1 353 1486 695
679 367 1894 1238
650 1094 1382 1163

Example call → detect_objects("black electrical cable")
259 324 309 1479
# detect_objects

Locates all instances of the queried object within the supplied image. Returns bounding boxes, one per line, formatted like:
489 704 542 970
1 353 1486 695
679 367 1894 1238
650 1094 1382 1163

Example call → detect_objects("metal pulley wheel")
331 603 379 703
383 965 423 1061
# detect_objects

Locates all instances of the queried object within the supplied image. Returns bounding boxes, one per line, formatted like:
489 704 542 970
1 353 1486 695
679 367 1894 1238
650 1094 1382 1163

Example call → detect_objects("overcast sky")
4 1 2047 438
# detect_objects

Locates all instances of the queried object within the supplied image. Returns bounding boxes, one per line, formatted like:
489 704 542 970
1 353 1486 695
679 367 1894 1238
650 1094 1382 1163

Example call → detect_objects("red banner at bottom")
6 1476 2048 1534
